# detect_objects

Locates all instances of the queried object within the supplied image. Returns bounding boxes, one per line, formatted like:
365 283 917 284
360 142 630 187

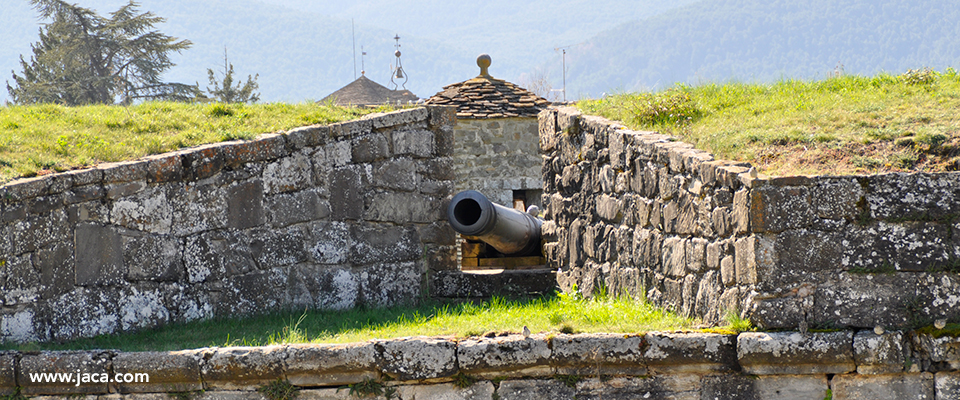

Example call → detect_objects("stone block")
201 346 285 390
287 265 358 310
854 330 905 374
116 285 170 331
141 153 183 184
217 269 289 316
329 166 365 220
720 255 736 286
284 125 326 150
498 379 575 400
364 192 439 223
75 223 124 286
393 128 436 158
113 351 202 393
329 118 373 138
250 226 308 268
369 107 429 130
1 308 44 343
376 337 457 381
738 331 855 374
396 382 494 400
832 372 934 400
3 175 50 201
184 230 256 283
0 353 15 395
284 343 378 386
747 297 805 329
263 151 313 194
371 159 419 191
266 189 328 227
685 238 707 273
64 168 103 187
661 237 686 278
195 391 272 400
575 375 700 400
416 221 456 245
181 144 225 181
644 332 738 372
750 185 817 233
119 231 182 282
351 133 390 163
936 372 960 400
457 335 552 378
19 351 111 395
358 261 422 307
64 184 104 205
349 223 420 265
169 183 228 236
811 177 863 220
306 221 351 265
632 228 661 269
810 273 914 329
596 194 621 222
551 333 648 376
220 134 289 168
912 333 960 369
5 253 40 304
227 180 265 229
841 221 954 272
47 288 124 341
866 173 960 221
752 374 830 400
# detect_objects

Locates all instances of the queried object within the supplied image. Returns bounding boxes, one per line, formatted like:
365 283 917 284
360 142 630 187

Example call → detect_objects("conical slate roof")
426 54 549 119
321 75 418 106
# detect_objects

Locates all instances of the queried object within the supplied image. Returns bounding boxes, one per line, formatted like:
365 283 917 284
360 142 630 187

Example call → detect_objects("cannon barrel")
447 190 542 256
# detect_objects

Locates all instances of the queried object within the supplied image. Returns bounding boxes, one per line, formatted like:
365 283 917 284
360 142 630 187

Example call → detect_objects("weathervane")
390 34 408 90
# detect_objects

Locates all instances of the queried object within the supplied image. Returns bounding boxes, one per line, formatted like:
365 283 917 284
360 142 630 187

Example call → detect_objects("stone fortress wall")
4 330 960 399
539 106 960 331
0 106 459 343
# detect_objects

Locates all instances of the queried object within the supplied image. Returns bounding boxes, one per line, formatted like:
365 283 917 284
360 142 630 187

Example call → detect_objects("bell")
395 68 404 79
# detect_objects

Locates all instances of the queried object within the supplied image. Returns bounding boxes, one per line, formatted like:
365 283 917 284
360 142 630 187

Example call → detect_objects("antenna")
553 42 583 102
352 19 357 80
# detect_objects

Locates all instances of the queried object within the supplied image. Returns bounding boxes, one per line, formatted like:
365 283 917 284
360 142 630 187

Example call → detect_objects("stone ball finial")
477 54 492 77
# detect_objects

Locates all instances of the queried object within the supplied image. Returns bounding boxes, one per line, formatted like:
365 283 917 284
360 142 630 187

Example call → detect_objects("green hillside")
580 68 960 176
562 0 960 97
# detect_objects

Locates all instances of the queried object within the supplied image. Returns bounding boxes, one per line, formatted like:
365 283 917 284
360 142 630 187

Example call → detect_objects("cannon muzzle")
447 190 542 256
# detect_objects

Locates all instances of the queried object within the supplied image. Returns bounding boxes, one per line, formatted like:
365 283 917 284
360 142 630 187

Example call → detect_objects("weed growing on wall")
258 379 298 400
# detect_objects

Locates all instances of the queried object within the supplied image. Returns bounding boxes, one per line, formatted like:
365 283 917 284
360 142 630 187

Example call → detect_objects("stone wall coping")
0 106 451 204
3 330 959 395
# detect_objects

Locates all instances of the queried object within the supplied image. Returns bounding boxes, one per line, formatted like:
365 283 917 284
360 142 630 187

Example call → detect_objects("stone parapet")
1 331 958 399
539 106 960 330
0 106 459 343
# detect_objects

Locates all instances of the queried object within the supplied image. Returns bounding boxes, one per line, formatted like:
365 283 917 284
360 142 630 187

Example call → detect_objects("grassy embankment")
0 101 391 185
0 292 723 352
579 68 960 176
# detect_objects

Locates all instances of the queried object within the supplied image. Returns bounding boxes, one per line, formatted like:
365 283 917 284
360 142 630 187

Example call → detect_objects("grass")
579 67 960 176
0 101 395 185
0 292 701 352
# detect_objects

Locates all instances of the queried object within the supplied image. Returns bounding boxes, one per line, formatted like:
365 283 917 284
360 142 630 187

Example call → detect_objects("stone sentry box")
540 106 960 330
0 106 459 343
426 54 550 212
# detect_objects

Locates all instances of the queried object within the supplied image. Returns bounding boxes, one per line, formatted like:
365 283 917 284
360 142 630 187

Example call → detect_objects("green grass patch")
579 68 960 176
0 101 395 185
0 292 697 352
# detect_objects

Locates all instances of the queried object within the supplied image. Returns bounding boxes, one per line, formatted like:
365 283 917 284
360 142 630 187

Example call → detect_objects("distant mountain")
561 0 960 97
1 0 696 104
4 0 959 104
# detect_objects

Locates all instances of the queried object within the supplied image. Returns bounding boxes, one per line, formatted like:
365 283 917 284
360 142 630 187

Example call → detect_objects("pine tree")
206 48 260 104
6 0 197 105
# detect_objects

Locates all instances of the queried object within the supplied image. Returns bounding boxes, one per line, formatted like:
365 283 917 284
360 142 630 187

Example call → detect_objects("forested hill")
561 0 960 97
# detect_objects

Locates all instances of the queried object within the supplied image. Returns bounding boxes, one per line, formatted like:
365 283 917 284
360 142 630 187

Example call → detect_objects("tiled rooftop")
425 55 549 119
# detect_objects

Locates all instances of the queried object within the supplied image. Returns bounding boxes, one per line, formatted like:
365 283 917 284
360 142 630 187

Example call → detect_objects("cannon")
447 191 543 265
